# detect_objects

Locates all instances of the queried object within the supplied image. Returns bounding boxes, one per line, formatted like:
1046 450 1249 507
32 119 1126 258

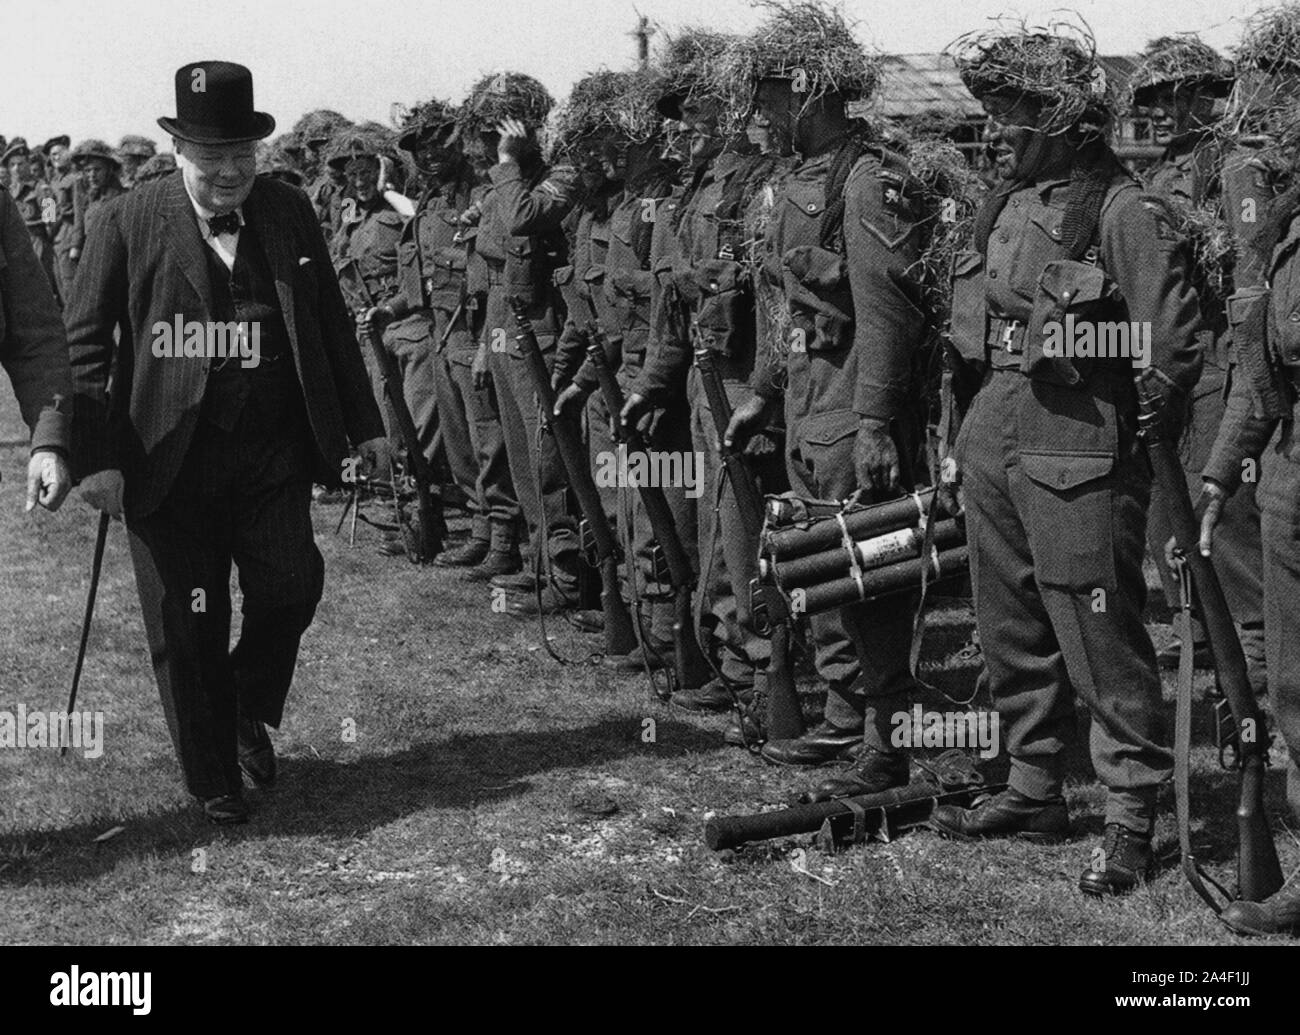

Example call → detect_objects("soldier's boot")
929 787 1071 844
1078 824 1154 897
506 583 580 617
760 719 862 768
1220 882 1300 936
806 746 910 804
724 672 767 747
673 675 746 714
466 522 522 581
604 639 674 673
435 536 491 568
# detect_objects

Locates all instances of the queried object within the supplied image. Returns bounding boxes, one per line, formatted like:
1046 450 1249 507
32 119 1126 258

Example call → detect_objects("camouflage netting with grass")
949 18 1114 137
458 72 554 136
1123 34 1234 113
292 109 353 147
725 1 881 116
654 26 746 135
548 70 660 162
1221 3 1300 148
325 123 399 168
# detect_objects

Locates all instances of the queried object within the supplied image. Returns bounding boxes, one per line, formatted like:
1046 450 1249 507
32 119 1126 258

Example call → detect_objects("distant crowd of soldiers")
11 0 1300 936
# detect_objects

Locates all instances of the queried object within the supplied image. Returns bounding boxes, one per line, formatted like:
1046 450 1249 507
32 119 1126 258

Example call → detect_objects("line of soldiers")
0 132 164 307
6 2 1300 937
282 6 1299 934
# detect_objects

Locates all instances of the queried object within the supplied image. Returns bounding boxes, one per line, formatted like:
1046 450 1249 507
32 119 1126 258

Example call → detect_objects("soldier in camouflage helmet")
117 134 158 189
460 72 586 613
925 21 1204 897
3 137 60 303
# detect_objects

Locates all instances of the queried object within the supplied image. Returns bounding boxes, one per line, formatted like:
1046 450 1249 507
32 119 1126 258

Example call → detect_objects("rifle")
694 345 803 741
583 330 712 691
510 300 638 657
343 258 446 562
706 778 1004 851
1139 387 1283 909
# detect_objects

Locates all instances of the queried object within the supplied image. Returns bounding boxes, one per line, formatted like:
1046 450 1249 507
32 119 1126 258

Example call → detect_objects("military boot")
604 638 674 673
1220 883 1300 936
466 522 522 580
673 676 745 714
929 787 1070 843
1078 824 1154 896
806 746 910 803
435 528 491 568
760 720 862 767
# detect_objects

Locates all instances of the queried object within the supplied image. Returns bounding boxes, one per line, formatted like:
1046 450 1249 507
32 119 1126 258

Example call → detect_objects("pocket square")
299 257 312 266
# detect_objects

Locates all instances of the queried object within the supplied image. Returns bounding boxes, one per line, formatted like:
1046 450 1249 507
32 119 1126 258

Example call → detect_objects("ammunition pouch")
684 258 749 356
1024 258 1115 387
948 250 987 365
782 245 854 353
424 245 469 312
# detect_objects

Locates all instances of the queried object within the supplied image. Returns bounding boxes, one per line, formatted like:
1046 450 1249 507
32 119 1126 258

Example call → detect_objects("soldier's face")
468 131 497 173
982 94 1045 180
176 139 258 213
49 144 70 172
1149 85 1214 140
347 162 380 205
754 78 798 154
415 138 458 183
679 99 724 164
7 155 30 183
85 159 112 191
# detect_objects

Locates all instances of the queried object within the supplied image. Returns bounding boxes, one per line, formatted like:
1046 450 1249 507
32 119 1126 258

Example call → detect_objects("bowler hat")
157 61 276 144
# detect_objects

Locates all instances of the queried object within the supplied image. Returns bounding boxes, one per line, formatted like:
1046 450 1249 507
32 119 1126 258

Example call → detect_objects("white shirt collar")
183 179 244 237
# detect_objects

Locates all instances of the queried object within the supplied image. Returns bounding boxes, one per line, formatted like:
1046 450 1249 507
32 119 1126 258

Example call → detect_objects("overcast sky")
0 0 1256 144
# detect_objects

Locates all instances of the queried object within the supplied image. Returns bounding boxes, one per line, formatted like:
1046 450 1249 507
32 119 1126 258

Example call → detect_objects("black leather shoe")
761 720 862 767
489 570 537 591
929 787 1070 843
237 713 276 787
672 677 744 714
1157 639 1214 670
571 610 603 634
202 793 249 825
1220 883 1300 936
807 747 910 803
434 537 490 568
1078 824 1154 896
605 640 673 673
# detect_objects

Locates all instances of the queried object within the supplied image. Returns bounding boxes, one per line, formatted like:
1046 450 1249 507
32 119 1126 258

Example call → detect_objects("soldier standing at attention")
67 140 125 270
725 4 931 781
925 25 1204 897
4 138 60 302
43 135 80 305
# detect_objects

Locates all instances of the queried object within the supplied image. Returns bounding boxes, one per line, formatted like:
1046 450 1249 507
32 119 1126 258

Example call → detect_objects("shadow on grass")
0 716 720 887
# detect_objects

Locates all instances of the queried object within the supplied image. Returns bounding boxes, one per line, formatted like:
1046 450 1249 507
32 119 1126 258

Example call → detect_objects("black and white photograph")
0 0 1294 999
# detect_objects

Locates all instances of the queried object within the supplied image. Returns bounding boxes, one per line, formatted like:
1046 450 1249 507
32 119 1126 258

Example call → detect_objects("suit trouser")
126 371 324 800
1257 431 1300 820
690 367 781 681
1147 359 1266 690
484 292 579 578
784 405 914 744
958 369 1170 831
439 338 520 538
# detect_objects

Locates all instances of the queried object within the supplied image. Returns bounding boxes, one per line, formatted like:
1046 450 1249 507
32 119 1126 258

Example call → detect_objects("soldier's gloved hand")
27 450 71 513
724 394 767 452
853 417 901 495
79 469 124 520
357 438 397 482
1197 480 1230 558
458 203 482 229
496 119 529 165
472 342 491 390
554 383 588 420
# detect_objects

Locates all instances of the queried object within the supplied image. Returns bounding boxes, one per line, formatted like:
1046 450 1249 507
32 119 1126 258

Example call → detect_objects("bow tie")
206 211 241 237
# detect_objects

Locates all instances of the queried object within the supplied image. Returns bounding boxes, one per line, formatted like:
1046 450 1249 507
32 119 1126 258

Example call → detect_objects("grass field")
0 383 1296 946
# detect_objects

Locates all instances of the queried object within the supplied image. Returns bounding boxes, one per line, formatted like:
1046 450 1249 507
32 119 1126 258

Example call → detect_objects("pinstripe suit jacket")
66 172 385 518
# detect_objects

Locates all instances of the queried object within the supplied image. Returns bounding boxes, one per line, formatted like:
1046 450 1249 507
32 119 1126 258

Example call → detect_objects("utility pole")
630 13 655 67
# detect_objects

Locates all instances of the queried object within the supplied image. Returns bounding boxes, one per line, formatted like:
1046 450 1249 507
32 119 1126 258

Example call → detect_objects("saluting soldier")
460 73 583 614
725 6 931 782
926 26 1204 897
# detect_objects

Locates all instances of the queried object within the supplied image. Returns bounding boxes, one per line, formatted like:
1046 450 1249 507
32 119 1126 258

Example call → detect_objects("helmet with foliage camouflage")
325 123 398 171
458 72 554 136
256 143 304 186
397 98 458 153
653 26 740 122
548 69 665 164
134 152 177 183
1126 34 1235 111
729 1 882 110
951 20 1114 136
292 109 353 148
118 134 158 158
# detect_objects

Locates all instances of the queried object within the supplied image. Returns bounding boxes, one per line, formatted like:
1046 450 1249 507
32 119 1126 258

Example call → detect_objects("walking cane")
62 511 110 757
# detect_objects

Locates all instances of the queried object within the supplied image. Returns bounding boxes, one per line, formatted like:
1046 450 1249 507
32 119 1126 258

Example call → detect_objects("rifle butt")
600 555 638 657
766 623 804 741
672 592 712 691
1237 756 1285 903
